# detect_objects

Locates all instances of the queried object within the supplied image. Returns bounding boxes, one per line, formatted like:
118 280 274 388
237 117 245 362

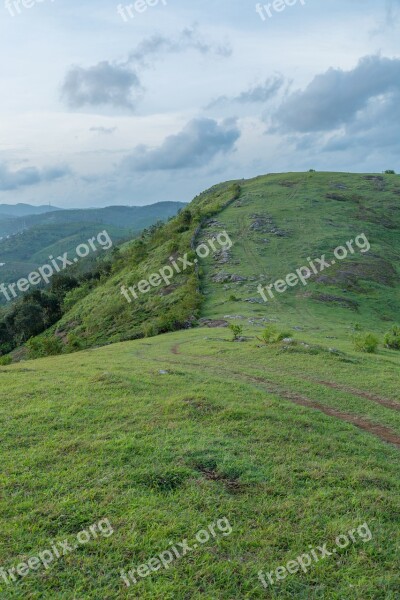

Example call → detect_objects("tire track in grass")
158 347 400 449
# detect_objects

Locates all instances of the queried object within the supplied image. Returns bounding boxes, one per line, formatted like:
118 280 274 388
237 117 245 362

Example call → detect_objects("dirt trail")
162 347 400 449
310 378 400 412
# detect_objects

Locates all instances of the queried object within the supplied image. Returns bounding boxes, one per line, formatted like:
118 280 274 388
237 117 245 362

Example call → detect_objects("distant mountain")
0 201 185 301
0 202 186 238
0 203 62 218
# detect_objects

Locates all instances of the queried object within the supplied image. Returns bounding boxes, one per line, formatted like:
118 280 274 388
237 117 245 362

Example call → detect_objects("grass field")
1 327 399 599
1 172 399 599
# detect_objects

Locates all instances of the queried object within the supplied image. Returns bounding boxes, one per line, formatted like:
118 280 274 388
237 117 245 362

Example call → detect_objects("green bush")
26 336 64 359
353 333 379 354
384 169 396 175
0 355 12 366
257 325 292 345
384 325 400 350
229 324 243 341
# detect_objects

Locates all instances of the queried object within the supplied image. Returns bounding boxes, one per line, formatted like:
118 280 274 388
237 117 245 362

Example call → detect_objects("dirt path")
161 348 400 449
309 378 400 412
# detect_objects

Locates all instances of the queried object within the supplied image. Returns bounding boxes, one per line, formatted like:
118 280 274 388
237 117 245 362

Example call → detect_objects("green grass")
1 172 399 598
0 329 399 599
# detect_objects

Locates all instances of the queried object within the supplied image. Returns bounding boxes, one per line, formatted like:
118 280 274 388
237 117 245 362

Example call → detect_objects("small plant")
353 333 379 354
352 322 362 332
229 324 243 341
0 355 12 366
384 325 400 350
228 294 239 302
257 325 292 345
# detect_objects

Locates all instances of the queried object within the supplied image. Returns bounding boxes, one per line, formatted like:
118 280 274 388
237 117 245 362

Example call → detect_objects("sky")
0 0 399 208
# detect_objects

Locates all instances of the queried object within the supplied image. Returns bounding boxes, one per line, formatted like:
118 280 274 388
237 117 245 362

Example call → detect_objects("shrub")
257 325 292 345
353 333 379 354
66 333 85 351
229 324 243 341
26 336 64 358
384 325 400 350
143 322 159 338
0 355 12 366
228 294 240 302
384 169 396 175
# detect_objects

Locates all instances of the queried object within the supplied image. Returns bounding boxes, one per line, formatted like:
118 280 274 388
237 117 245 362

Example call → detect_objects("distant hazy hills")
0 201 185 297
0 203 61 218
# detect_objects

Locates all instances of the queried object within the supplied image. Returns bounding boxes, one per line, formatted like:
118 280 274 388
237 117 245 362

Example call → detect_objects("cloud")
61 26 231 112
0 163 70 191
61 62 142 110
122 118 240 171
323 89 400 154
272 55 400 133
207 75 284 108
127 24 231 66
90 126 117 135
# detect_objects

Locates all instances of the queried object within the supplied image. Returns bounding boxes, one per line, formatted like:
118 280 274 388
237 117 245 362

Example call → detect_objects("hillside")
0 172 399 599
27 171 400 352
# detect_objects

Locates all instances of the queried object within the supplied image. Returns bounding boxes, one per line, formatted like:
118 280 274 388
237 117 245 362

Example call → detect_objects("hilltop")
16 171 400 354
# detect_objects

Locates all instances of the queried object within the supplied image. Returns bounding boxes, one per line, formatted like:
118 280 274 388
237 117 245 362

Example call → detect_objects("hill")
22 171 400 352
0 202 185 304
0 203 61 218
0 172 399 598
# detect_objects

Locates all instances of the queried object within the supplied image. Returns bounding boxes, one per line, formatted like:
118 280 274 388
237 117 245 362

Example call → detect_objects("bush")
384 325 400 350
384 169 396 175
229 324 243 341
0 355 12 366
228 294 240 302
26 336 64 358
353 333 379 354
257 325 292 345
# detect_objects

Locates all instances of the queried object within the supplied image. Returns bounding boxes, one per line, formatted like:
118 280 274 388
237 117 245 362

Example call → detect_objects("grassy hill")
0 172 399 599
26 171 400 351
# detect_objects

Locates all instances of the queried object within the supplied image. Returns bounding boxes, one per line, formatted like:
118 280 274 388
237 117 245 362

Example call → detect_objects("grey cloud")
62 26 230 112
273 55 400 133
61 62 142 110
0 163 70 191
207 75 284 109
323 89 400 154
127 25 231 66
90 126 117 135
122 118 240 171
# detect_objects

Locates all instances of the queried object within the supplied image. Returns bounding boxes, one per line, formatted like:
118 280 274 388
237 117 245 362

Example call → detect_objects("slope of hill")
0 172 399 599
28 172 400 352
